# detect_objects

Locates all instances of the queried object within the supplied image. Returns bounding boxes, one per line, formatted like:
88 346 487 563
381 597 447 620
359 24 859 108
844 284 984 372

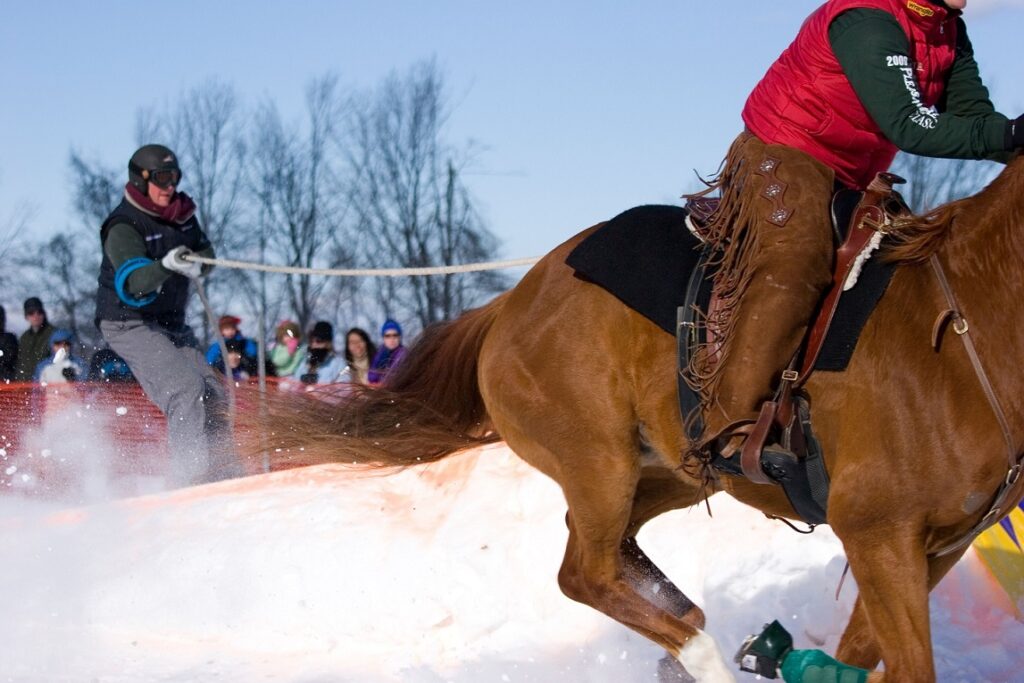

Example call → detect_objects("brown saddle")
680 172 909 524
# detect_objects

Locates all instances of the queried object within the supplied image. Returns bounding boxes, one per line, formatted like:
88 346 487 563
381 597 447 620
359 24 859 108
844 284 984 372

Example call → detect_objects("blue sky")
2 0 1023 264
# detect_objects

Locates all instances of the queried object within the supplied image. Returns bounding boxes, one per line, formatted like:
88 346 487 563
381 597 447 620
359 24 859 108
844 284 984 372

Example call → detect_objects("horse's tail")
253 293 509 470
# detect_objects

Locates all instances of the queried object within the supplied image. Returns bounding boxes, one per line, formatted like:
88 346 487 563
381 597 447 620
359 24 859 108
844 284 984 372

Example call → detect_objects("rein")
928 254 1024 557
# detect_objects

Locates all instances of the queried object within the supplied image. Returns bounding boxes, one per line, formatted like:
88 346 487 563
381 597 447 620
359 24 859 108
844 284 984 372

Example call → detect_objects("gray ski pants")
99 319 237 487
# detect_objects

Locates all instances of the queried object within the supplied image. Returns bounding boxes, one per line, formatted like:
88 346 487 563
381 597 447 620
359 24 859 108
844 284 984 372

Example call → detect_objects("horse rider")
691 0 1023 472
94 144 237 486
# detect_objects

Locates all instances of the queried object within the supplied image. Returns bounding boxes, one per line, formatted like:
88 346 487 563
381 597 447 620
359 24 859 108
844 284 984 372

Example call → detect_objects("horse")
259 155 1024 682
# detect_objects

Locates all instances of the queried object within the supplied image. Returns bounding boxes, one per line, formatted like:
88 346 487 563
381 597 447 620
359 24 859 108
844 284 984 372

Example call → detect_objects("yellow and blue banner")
973 499 1024 615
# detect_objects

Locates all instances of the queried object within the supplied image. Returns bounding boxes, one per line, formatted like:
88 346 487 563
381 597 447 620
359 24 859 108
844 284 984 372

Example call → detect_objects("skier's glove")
161 246 203 279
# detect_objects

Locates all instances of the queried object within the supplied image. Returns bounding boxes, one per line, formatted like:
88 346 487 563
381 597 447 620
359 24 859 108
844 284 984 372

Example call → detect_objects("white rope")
184 253 540 277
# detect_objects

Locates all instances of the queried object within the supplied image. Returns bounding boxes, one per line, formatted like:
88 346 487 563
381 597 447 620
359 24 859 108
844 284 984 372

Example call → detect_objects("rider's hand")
161 246 203 279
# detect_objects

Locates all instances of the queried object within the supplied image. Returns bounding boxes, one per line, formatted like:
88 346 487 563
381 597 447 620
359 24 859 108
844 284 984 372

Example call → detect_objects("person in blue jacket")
205 314 258 366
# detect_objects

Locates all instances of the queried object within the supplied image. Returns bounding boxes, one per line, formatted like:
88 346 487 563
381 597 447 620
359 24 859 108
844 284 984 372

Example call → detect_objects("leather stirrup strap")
797 174 900 386
740 401 778 485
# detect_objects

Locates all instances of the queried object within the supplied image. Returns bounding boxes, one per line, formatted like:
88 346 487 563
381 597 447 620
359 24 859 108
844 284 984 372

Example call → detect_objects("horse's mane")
883 199 966 264
884 154 1024 264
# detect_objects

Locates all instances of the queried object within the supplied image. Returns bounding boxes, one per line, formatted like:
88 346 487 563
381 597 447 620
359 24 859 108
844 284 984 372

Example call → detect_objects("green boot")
736 621 869 682
735 620 794 678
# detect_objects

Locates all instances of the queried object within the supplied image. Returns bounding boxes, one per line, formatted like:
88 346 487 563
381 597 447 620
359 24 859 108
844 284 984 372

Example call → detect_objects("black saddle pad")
565 204 896 371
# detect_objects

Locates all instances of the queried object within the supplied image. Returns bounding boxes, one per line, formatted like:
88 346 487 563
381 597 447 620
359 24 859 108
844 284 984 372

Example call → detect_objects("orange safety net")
0 379 282 499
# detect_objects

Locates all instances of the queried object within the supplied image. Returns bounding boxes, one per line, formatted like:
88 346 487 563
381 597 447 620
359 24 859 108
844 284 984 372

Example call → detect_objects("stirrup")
760 444 799 482
709 450 744 476
710 443 798 483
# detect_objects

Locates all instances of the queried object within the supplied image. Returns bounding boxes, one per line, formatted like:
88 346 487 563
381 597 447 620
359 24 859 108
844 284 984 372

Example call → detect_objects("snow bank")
0 444 1020 682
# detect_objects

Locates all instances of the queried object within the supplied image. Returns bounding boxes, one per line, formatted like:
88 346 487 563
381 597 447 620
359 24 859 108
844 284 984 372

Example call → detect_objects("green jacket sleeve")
828 9 1009 160
103 224 217 295
103 223 173 296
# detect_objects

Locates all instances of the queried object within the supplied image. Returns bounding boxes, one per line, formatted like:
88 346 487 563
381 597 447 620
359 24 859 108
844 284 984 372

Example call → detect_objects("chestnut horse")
264 156 1024 681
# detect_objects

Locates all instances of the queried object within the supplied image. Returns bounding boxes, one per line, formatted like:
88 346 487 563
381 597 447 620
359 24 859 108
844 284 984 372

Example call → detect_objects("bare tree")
11 229 99 347
9 153 122 347
35 234 99 343
68 152 122 224
136 81 250 341
157 81 248 252
348 60 508 332
250 74 356 333
892 153 1002 213
0 199 34 295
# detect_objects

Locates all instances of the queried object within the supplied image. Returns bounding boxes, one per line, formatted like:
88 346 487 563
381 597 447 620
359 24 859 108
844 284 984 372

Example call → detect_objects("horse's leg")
838 530 935 682
479 252 732 678
624 474 715 683
554 456 734 682
621 473 710 625
836 546 966 672
834 596 880 671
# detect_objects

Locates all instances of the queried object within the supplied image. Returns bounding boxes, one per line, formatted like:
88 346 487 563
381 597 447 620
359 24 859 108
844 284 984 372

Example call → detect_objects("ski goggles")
147 168 181 189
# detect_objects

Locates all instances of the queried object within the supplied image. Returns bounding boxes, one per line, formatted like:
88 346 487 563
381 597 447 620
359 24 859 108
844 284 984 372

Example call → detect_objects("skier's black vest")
95 197 209 329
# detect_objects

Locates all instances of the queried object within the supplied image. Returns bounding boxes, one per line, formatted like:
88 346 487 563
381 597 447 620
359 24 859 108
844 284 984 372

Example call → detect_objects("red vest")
742 0 958 189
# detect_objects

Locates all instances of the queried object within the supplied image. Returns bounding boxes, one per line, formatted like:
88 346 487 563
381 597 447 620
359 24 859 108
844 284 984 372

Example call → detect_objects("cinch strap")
114 257 158 308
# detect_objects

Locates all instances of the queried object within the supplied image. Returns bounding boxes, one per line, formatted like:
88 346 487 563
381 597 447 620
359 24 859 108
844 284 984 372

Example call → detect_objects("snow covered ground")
1 443 1021 682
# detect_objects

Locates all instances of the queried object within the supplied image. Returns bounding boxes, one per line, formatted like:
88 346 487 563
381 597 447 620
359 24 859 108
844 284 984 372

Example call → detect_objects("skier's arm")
104 224 216 295
103 223 173 296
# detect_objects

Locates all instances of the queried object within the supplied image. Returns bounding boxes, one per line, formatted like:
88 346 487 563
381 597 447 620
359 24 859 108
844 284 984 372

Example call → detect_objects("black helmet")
128 144 181 193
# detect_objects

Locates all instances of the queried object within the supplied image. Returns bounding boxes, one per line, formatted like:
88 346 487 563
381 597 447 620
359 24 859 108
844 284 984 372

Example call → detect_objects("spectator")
368 319 407 385
34 329 85 384
206 314 258 367
269 320 305 377
0 306 17 382
86 347 136 383
213 337 276 382
15 297 54 382
343 327 376 386
94 143 236 486
292 321 347 386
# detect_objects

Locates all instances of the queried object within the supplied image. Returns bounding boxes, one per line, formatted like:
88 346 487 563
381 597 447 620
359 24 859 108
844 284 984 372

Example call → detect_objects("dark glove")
300 373 318 385
61 367 77 381
1007 115 1024 149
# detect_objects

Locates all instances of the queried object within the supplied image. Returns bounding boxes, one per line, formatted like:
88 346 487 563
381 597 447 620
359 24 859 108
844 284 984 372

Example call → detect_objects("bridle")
928 254 1024 557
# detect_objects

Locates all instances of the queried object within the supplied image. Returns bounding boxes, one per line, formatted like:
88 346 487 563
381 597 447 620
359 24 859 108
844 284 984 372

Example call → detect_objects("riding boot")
689 133 835 462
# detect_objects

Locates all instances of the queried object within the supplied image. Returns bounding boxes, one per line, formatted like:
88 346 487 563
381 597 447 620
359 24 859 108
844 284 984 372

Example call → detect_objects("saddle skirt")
566 203 896 372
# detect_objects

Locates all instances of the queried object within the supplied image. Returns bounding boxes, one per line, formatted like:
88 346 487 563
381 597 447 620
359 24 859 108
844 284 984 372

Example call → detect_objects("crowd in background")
0 296 408 391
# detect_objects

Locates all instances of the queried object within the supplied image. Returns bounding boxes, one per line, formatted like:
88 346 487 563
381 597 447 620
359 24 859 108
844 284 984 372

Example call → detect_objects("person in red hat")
205 314 257 366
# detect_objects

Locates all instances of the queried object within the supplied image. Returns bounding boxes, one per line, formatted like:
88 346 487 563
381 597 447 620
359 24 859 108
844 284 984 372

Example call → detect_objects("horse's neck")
938 156 1024 435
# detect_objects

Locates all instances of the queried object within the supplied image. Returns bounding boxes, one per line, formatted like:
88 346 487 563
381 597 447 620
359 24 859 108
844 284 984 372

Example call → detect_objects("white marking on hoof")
677 630 736 682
